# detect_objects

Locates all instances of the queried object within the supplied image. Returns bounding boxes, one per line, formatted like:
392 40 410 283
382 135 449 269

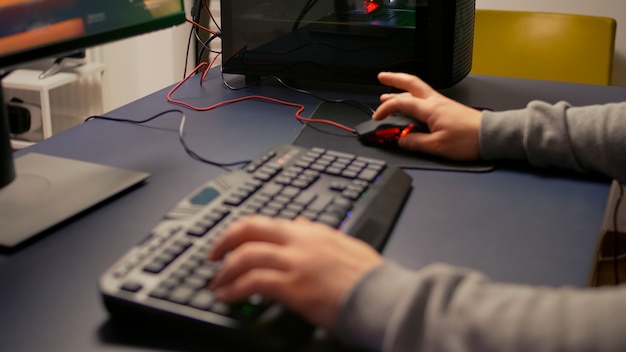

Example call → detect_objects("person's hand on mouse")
373 72 483 160
208 215 382 332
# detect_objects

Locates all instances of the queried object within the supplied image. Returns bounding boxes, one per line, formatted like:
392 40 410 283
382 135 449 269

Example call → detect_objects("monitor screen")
0 0 186 188
0 0 185 68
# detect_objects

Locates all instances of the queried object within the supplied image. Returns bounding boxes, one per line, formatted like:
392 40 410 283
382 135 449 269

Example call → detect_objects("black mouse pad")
292 102 494 172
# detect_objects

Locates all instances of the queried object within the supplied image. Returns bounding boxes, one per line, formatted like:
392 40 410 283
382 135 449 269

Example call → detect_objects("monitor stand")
0 153 149 250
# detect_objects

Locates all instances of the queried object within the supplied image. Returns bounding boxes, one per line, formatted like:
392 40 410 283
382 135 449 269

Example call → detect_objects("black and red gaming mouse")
354 114 429 147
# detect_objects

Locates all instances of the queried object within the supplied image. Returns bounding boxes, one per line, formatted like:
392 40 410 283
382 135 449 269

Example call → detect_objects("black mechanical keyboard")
99 144 412 350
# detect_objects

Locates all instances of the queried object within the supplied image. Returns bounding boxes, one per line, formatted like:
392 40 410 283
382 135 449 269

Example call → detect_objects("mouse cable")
85 110 251 172
166 61 357 134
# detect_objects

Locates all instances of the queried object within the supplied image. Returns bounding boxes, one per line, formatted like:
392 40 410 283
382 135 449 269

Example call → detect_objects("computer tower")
220 0 475 89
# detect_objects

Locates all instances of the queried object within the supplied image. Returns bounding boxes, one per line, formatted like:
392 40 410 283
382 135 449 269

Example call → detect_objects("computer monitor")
0 0 186 248
220 0 475 89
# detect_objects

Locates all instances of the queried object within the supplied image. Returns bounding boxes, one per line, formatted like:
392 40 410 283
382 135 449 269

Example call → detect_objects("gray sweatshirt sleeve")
480 101 626 183
335 102 626 351
337 261 626 352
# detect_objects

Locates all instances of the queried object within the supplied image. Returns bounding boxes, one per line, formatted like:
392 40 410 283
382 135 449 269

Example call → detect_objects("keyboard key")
317 213 343 228
184 276 207 290
194 265 218 281
189 290 216 310
342 189 361 200
357 168 379 182
211 302 231 316
278 209 299 220
325 166 343 175
168 286 196 304
280 186 300 199
341 169 359 178
325 150 355 160
330 180 348 191
149 287 170 300
190 187 220 206
187 223 210 237
307 194 333 213
143 259 168 274
356 155 386 165
260 208 279 217
121 281 143 293
260 182 282 196
223 193 247 206
160 277 180 290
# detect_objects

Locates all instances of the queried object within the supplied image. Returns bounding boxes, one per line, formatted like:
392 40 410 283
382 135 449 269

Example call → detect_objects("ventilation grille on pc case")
451 0 475 84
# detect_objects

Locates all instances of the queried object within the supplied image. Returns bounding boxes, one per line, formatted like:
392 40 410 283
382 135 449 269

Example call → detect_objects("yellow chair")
471 9 617 85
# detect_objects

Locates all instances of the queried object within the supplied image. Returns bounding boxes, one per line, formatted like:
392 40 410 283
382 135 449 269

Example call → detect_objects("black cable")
189 0 222 67
614 183 624 284
86 110 251 172
177 114 251 171
220 70 374 116
187 0 204 74
204 0 222 32
273 75 375 115
292 0 319 32
195 31 221 62
190 0 203 20
184 23 195 77
84 109 182 124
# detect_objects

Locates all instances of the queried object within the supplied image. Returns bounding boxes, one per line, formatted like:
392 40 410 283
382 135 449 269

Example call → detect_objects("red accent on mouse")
355 114 428 147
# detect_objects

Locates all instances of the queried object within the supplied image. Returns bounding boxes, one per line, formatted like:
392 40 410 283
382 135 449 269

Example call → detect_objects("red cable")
167 56 357 134
186 18 217 35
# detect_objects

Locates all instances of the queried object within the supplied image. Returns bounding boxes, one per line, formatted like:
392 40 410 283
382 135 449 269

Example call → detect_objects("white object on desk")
3 69 77 145
3 63 106 148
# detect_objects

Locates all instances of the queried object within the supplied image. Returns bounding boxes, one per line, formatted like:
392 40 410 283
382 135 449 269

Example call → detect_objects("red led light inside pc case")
365 0 380 14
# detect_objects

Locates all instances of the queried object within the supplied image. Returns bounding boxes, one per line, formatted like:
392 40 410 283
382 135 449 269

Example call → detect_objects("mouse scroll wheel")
398 124 415 139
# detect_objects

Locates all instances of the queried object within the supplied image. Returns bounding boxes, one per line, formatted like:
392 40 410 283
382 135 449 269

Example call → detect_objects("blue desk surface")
1 70 625 351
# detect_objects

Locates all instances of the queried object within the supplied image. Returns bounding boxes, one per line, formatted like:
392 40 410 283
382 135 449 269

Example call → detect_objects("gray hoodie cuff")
336 261 418 351
480 109 528 161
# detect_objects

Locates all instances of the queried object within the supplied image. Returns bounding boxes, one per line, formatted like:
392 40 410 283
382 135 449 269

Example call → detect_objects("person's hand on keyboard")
373 71 483 161
208 215 382 332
